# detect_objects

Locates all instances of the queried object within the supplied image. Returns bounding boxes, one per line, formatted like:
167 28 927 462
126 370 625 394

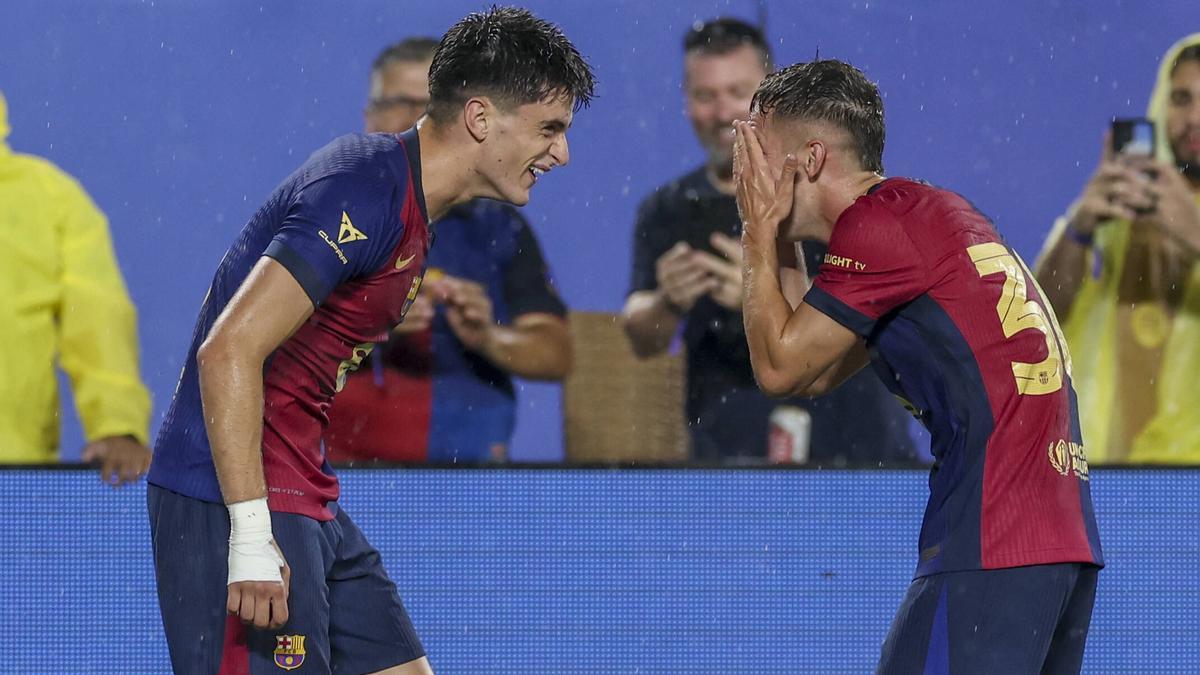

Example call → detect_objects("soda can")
768 405 812 464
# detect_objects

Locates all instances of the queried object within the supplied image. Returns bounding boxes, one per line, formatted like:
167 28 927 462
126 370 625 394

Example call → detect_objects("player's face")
752 111 816 241
480 95 574 206
1166 58 1200 170
685 46 767 171
364 60 433 134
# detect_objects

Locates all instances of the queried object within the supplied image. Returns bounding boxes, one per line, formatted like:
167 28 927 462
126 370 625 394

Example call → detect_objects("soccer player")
325 37 571 463
145 8 594 674
733 61 1102 673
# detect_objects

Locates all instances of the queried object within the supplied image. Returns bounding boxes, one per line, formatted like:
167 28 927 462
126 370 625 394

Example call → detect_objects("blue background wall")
1 1 1194 460
1 468 1196 673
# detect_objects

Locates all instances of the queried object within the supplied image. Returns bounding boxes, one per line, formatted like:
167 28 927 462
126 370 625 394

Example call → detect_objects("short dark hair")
371 37 440 74
683 18 772 70
751 60 885 173
1172 44 1200 75
427 7 595 123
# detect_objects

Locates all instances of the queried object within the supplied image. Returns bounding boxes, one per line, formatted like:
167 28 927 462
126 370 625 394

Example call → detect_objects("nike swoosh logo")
395 254 417 271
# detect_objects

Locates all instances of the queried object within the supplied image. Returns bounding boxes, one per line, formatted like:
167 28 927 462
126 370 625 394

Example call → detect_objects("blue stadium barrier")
1 468 1196 673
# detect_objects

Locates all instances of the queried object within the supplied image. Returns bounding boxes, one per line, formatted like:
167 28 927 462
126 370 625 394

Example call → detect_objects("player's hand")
1145 160 1200 253
655 242 716 313
438 277 496 353
227 540 291 631
393 292 435 335
694 233 744 310
734 120 799 249
82 435 151 487
1071 131 1157 234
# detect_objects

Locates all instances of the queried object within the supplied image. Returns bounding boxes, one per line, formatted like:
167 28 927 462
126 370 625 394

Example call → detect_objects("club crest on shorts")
273 634 306 670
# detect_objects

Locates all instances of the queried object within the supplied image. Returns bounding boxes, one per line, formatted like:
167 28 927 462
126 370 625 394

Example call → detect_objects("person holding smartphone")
621 18 915 462
1035 33 1200 463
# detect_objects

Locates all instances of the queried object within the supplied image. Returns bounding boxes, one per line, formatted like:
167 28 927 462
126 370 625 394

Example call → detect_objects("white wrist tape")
227 498 284 585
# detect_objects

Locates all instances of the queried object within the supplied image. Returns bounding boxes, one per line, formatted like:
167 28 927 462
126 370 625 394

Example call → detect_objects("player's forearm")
1034 219 1091 320
742 240 805 396
777 240 810 309
197 339 268 505
805 343 869 397
771 244 860 396
481 318 572 380
620 291 682 358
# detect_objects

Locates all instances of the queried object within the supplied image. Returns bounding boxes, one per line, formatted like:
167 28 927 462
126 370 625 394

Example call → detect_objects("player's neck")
414 122 474 221
823 171 886 227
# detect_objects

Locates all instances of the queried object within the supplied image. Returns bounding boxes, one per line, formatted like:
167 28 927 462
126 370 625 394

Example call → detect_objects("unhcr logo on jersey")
1048 440 1090 481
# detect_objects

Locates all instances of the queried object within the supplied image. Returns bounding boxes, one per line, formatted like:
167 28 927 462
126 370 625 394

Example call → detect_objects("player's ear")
804 139 826 181
463 97 491 143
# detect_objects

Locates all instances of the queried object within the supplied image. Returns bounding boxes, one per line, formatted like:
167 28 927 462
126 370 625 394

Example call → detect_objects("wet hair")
427 6 595 122
371 37 440 75
683 17 772 70
1171 44 1200 75
751 59 885 173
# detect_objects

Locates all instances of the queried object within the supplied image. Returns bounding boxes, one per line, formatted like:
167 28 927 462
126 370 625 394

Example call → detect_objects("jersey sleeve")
502 211 568 318
804 200 929 336
263 172 403 307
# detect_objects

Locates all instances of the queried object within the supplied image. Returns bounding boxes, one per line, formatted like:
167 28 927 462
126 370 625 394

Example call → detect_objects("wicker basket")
562 311 688 463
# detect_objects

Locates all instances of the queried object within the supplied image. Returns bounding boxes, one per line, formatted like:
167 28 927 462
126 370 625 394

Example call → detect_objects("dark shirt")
629 166 916 463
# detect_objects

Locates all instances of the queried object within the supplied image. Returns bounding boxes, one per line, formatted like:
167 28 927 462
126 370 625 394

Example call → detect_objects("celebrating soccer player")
734 60 1102 673
145 8 594 674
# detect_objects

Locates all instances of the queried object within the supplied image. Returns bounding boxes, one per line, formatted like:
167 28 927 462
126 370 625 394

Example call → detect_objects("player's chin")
505 182 533 206
483 180 532 207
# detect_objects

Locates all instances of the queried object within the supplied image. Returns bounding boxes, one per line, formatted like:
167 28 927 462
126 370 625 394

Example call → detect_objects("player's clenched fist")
226 498 292 630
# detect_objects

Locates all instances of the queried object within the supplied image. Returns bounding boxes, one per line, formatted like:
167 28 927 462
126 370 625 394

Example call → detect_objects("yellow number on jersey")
335 342 375 393
967 242 1072 395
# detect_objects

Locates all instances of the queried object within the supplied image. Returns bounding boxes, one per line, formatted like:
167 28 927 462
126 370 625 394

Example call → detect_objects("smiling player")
146 8 594 674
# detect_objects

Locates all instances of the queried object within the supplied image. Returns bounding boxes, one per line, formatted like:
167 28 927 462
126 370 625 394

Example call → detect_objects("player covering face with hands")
734 60 1101 673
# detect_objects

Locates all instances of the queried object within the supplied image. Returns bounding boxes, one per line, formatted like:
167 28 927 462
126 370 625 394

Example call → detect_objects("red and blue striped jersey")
323 200 567 464
148 129 430 520
805 178 1103 577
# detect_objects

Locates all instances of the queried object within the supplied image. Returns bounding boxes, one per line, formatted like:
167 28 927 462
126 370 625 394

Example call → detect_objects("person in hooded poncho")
0 91 152 484
1036 34 1200 464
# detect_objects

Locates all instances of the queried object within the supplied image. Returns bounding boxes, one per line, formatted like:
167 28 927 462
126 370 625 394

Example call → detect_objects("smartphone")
1111 118 1155 159
680 191 740 257
1111 117 1158 214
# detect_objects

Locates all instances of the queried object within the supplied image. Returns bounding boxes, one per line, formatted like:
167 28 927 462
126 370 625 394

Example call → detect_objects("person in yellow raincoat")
0 91 152 483
1036 35 1200 463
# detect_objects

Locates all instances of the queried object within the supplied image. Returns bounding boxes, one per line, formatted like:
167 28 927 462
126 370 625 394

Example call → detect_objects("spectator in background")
325 38 571 463
0 91 152 484
621 19 914 462
1036 34 1200 463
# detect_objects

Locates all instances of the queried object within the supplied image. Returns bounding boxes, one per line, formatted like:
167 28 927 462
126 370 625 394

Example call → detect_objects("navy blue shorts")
877 562 1099 675
148 485 424 674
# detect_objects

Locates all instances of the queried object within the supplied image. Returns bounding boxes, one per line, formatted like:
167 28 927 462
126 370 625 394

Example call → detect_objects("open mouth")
528 165 548 183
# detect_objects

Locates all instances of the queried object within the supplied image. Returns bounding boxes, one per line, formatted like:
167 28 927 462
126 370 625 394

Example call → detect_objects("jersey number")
335 342 375 393
967 243 1072 395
